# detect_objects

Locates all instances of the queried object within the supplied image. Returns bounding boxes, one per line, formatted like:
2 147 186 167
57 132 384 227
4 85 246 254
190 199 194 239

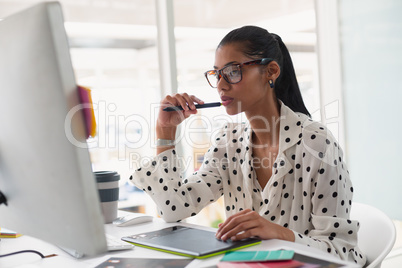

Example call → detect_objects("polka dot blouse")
130 102 366 266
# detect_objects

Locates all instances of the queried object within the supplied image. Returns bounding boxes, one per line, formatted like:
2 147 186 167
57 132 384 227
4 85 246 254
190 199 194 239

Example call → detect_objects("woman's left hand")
215 209 295 242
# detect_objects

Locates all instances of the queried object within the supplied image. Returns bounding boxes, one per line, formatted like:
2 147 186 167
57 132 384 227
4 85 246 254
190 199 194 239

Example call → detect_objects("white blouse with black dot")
130 102 366 266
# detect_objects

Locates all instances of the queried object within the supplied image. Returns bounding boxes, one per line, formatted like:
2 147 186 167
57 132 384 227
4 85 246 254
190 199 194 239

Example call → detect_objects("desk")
0 214 358 268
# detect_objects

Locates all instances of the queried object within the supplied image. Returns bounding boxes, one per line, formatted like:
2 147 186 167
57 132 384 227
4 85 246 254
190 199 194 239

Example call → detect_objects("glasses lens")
206 70 219 88
205 65 242 88
222 65 241 84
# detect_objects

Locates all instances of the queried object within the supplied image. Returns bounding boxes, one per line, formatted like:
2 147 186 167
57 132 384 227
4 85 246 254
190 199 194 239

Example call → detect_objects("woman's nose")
217 75 230 91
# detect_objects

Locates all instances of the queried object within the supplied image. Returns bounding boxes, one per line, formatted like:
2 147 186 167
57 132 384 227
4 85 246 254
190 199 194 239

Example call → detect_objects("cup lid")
94 171 120 183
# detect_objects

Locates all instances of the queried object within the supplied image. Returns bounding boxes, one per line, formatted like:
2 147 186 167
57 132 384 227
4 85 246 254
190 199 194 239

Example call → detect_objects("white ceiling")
0 0 318 101
0 0 315 28
0 1 317 49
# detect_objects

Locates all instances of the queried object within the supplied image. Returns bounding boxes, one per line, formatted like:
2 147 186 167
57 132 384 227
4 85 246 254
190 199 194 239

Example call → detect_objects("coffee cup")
94 171 120 223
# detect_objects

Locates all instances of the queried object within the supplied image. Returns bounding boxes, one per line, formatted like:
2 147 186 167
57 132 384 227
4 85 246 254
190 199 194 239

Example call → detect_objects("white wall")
339 0 402 219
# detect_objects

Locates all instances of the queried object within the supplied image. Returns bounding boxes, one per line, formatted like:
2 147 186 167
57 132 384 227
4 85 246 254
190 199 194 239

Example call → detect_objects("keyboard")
106 234 134 251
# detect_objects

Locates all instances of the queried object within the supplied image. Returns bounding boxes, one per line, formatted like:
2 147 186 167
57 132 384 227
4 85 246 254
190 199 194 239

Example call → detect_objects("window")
0 0 319 225
65 5 161 214
173 0 319 226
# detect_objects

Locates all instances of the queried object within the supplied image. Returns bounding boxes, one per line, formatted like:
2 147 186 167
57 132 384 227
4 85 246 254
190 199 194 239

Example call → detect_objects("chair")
350 202 396 268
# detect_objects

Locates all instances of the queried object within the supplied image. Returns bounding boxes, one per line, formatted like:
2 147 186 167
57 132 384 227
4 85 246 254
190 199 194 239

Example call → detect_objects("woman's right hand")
157 93 204 129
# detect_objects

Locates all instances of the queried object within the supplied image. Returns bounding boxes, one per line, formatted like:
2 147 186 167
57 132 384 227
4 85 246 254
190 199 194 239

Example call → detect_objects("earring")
268 79 274 88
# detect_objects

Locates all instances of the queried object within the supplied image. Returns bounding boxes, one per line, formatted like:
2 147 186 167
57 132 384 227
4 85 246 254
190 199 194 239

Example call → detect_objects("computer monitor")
0 2 108 257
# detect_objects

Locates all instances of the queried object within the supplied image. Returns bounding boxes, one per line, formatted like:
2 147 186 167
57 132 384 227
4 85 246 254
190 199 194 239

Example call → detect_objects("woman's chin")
225 107 242 116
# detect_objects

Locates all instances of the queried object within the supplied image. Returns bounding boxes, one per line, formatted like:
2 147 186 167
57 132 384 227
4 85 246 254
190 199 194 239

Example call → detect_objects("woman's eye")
228 69 240 77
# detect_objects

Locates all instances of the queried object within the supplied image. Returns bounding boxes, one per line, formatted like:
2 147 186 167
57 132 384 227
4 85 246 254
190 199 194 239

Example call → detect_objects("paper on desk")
0 227 22 238
217 260 304 268
220 250 294 262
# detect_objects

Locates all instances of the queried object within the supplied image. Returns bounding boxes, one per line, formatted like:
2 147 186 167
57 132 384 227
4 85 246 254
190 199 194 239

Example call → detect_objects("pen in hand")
162 102 222 112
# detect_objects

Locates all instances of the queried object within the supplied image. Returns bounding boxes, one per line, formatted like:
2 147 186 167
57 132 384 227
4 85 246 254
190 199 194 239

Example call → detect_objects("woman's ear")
267 61 281 81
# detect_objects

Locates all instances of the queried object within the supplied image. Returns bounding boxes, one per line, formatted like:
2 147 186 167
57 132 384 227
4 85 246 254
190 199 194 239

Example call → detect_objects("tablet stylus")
163 102 222 112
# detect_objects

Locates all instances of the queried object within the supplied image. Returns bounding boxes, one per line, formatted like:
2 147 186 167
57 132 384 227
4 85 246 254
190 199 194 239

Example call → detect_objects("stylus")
163 102 222 112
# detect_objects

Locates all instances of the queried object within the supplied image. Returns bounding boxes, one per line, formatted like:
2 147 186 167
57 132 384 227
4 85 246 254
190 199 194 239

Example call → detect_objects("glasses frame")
204 58 273 88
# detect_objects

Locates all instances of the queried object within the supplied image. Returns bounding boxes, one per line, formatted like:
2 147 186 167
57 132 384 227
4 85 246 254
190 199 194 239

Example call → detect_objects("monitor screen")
0 2 107 256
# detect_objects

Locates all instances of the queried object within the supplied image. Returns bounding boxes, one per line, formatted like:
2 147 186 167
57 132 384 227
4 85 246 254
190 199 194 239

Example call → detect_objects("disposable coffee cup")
94 171 120 223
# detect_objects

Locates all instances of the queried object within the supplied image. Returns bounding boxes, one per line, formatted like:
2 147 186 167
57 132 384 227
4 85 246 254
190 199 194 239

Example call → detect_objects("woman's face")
214 43 271 116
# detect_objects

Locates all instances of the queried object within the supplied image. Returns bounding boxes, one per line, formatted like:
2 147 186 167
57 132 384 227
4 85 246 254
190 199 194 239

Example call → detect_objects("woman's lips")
221 96 234 106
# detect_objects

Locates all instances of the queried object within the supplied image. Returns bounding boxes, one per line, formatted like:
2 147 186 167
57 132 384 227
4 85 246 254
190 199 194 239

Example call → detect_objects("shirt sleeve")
129 137 227 222
293 127 366 266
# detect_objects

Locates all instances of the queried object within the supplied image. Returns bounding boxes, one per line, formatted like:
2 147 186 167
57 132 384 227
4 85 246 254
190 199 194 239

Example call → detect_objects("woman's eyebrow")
213 61 238 69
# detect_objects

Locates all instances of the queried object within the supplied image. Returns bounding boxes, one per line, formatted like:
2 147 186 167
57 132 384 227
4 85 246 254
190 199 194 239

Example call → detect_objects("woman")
130 25 366 265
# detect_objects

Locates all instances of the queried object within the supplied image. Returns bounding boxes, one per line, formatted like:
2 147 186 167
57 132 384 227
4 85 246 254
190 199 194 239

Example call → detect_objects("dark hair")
218 25 310 117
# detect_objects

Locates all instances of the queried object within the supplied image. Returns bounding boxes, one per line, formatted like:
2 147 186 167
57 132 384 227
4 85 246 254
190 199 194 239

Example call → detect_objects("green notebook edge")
125 240 262 259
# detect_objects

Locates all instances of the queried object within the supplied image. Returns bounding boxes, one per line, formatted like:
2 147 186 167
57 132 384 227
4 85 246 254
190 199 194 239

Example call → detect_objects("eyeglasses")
204 58 273 88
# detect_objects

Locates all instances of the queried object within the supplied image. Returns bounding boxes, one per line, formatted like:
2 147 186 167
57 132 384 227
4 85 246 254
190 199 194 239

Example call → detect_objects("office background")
1 0 401 264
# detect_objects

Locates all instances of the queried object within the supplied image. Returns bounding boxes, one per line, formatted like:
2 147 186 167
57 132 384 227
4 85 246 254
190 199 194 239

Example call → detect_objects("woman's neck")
246 98 281 148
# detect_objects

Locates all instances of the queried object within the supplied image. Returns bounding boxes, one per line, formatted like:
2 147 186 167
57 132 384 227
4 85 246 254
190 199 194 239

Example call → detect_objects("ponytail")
218 26 311 117
271 33 311 117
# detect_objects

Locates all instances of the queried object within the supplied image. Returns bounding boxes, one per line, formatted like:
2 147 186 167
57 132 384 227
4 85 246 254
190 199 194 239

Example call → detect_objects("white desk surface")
0 213 358 268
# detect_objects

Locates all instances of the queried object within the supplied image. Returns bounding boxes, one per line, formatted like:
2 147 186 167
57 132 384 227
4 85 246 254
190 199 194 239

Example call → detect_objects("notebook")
121 225 261 259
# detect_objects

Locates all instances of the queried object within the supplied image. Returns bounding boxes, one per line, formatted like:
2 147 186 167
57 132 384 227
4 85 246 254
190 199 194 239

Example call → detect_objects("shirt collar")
244 100 307 155
277 100 307 154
